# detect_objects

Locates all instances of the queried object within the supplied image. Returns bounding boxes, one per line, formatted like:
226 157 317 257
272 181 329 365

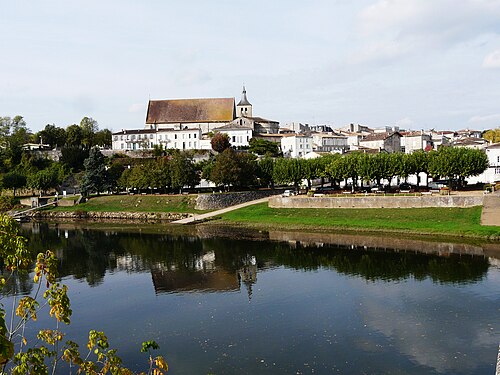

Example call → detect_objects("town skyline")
2 0 500 132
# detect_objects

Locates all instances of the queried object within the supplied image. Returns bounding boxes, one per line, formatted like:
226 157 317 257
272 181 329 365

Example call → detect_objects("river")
3 222 499 374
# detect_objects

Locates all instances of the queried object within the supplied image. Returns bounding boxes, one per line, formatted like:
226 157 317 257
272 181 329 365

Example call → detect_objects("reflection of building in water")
150 252 260 298
151 250 239 294
238 255 257 300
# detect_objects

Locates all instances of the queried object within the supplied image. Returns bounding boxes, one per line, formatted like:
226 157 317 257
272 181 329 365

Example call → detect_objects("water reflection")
10 223 499 374
18 223 491 292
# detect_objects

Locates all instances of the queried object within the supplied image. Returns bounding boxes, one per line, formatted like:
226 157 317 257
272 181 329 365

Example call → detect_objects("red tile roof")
146 98 235 124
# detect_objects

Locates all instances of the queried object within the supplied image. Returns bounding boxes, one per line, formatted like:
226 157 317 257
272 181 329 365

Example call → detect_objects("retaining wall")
196 190 283 210
269 195 484 209
33 211 189 221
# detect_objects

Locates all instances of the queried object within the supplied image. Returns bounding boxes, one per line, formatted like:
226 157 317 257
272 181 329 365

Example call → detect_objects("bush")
0 196 14 212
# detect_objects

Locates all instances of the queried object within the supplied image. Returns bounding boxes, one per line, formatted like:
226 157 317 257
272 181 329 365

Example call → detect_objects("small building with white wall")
281 134 313 158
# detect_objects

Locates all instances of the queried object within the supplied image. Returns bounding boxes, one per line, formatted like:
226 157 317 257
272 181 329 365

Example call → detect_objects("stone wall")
33 211 190 222
269 195 484 209
196 190 283 210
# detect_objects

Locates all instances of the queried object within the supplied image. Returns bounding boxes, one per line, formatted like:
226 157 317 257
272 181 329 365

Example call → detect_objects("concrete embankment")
270 195 484 209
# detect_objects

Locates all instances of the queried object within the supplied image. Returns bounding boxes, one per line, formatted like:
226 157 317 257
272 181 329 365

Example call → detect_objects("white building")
281 134 313 158
400 131 433 153
112 128 202 151
211 124 253 148
467 143 500 184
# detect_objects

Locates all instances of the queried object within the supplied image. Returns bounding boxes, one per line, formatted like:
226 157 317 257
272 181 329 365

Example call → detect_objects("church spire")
237 85 251 106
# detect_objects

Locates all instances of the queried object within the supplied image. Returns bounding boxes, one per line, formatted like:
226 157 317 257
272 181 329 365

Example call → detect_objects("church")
112 87 279 151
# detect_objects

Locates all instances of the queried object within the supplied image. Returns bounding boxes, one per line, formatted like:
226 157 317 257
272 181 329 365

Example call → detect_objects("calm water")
3 223 499 374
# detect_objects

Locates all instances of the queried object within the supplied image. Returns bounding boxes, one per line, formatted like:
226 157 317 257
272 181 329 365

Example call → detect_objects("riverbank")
33 194 500 240
213 203 500 240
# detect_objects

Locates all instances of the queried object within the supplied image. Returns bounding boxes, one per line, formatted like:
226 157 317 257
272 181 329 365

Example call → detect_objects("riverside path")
481 189 500 226
171 196 271 224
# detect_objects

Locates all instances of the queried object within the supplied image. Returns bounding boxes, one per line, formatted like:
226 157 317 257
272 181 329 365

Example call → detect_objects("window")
189 142 191 147
159 135 162 140
189 133 191 139
121 143 124 149
150 134 153 139
113 136 118 141
131 135 136 140
232 136 236 142
175 134 177 139
194 133 197 139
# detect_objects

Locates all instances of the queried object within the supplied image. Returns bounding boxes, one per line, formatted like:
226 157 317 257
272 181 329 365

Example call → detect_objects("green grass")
48 194 205 214
219 203 500 239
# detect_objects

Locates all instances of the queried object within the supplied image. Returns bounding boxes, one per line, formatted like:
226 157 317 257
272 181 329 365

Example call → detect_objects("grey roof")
237 86 252 106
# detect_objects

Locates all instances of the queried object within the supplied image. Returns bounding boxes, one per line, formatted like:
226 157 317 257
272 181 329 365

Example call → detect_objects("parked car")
282 189 296 197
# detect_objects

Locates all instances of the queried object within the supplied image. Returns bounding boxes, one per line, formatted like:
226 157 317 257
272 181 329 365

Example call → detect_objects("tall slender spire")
237 85 251 106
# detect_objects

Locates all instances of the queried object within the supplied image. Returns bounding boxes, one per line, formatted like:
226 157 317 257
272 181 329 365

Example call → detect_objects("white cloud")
482 49 500 68
128 103 145 113
469 113 500 123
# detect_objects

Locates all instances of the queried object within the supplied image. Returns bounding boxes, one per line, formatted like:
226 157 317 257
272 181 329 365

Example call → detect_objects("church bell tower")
236 86 252 118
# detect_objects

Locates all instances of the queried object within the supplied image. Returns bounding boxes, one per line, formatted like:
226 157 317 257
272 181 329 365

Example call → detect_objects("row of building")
112 87 491 157
111 87 500 183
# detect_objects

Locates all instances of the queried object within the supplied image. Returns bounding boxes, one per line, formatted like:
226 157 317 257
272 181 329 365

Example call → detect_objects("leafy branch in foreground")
0 214 168 374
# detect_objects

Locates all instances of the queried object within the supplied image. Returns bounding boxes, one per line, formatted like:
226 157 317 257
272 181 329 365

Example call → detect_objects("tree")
210 148 242 189
37 124 66 148
60 146 89 171
80 117 99 148
257 157 276 188
248 138 281 157
0 214 168 373
210 132 231 153
273 158 304 188
169 152 199 192
65 124 83 147
483 128 500 143
27 165 64 196
94 129 112 148
2 172 26 197
81 147 108 196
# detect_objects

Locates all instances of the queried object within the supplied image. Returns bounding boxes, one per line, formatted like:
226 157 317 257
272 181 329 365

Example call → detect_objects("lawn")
219 203 500 239
48 194 205 213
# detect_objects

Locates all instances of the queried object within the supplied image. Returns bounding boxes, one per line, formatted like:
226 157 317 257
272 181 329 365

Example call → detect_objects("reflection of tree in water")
21 225 490 288
268 244 490 284
0 269 33 297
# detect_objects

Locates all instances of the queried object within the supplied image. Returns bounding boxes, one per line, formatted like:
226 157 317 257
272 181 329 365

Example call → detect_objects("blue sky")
1 0 500 132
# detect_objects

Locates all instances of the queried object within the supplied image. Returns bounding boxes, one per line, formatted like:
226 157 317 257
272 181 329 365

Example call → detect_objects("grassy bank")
48 195 204 214
218 203 500 239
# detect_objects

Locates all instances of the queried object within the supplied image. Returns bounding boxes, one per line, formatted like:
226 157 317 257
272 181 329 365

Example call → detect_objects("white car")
282 190 295 197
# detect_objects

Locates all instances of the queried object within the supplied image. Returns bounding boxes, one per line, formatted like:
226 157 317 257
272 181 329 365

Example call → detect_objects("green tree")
60 146 89 171
94 129 112 148
0 215 168 373
169 152 199 192
257 156 276 188
210 148 242 189
2 172 26 197
65 124 82 147
37 124 66 148
81 147 108 196
482 128 500 143
248 138 281 157
210 132 231 153
80 117 99 148
27 164 64 196
273 158 304 188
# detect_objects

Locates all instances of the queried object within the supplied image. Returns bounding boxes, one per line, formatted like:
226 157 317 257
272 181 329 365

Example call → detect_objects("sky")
1 0 500 133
